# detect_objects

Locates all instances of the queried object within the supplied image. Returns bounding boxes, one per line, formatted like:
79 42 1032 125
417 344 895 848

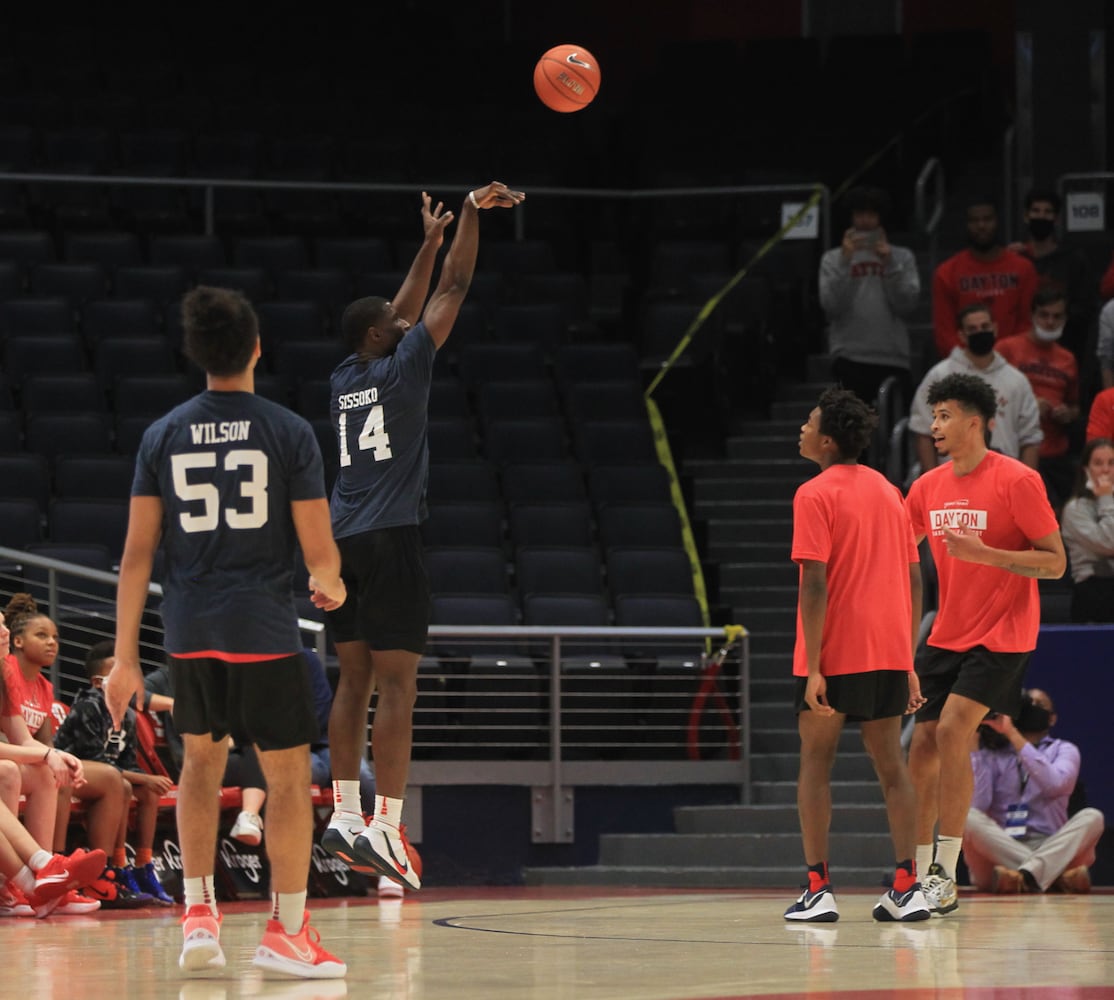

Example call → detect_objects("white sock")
916 844 935 878
28 850 52 873
935 836 963 880
184 875 219 917
272 890 307 936
12 865 34 894
373 794 403 828
332 779 362 817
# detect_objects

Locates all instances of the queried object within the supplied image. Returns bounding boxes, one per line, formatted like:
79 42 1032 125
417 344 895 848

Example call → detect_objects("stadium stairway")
524 368 895 889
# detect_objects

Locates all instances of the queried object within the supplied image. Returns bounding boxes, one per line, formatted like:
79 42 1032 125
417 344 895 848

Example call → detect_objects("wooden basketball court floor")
5 886 1112 999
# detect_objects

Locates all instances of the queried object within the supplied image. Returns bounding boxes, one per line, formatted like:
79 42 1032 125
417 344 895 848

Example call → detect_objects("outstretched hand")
420 190 453 247
469 182 526 210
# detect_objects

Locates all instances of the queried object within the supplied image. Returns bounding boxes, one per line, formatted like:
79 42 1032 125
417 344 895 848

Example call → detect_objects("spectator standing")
818 186 920 408
932 197 1039 358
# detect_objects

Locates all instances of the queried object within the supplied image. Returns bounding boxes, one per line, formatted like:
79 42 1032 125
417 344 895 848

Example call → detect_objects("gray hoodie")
819 243 920 368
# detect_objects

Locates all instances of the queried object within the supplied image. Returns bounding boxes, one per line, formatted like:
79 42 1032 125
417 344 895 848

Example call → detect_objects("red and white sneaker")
179 904 225 975
53 889 101 915
27 848 109 918
252 910 347 979
355 820 422 890
0 883 34 918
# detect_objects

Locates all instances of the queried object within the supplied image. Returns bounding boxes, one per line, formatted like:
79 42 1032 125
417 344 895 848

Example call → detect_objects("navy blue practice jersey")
328 322 435 539
132 390 326 656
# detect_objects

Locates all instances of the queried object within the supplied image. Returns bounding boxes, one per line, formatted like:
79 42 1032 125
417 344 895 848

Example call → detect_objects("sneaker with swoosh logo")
27 848 108 918
784 883 839 922
253 910 347 979
321 811 376 874
355 819 422 891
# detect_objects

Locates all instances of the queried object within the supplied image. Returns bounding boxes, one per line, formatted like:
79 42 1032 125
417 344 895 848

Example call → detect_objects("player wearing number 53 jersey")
322 183 525 888
106 286 348 979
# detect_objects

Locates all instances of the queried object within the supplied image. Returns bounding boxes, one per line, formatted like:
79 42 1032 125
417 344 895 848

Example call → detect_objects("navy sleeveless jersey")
328 323 435 538
132 390 326 656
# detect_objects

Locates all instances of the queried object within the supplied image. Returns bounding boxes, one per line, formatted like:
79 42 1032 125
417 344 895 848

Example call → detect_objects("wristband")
468 190 479 209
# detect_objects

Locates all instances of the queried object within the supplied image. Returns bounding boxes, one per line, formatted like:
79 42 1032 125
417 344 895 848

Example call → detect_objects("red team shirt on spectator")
2 652 54 734
791 464 919 677
1086 386 1114 441
995 333 1079 458
905 451 1059 653
932 249 1039 356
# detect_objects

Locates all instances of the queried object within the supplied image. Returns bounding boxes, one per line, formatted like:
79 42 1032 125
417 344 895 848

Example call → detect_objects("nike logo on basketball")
566 52 591 68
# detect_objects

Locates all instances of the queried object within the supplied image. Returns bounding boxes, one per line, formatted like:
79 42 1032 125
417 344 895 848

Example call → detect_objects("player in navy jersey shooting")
106 285 348 979
321 182 524 888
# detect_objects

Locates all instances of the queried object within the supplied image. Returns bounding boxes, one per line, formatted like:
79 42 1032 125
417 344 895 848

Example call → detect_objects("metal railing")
0 169 830 250
0 547 751 842
914 156 945 268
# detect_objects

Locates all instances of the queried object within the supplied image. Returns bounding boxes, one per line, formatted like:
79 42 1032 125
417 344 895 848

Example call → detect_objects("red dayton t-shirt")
905 450 1059 653
2 653 54 737
791 464 919 678
932 248 1039 357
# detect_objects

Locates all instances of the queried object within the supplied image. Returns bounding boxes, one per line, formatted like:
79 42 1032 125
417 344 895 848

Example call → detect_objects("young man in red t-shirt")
995 285 1080 510
932 198 1039 358
904 372 1065 916
785 388 929 924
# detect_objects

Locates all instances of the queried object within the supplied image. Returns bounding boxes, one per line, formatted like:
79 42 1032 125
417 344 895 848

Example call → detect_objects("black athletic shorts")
914 644 1030 723
169 653 319 752
325 524 430 653
794 670 909 722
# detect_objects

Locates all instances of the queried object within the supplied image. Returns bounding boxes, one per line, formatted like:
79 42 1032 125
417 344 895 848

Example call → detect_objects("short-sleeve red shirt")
791 464 919 677
2 653 54 736
905 450 1059 653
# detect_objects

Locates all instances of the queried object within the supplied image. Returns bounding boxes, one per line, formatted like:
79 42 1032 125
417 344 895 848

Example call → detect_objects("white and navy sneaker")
321 812 376 874
921 862 959 915
873 884 931 922
784 883 839 922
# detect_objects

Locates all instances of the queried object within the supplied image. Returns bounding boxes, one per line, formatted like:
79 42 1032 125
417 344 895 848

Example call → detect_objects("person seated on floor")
55 640 175 905
963 688 1104 894
2 594 147 910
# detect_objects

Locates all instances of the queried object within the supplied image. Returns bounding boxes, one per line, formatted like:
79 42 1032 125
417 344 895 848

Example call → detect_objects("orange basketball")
533 44 601 113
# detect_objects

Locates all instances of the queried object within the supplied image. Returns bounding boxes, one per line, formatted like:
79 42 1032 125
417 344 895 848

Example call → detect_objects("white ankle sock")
184 875 218 917
915 844 935 877
373 794 403 827
332 779 362 816
29 850 52 873
273 890 307 935
935 836 962 880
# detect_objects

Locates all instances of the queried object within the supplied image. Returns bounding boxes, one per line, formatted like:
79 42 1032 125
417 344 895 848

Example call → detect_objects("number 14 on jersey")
338 405 393 467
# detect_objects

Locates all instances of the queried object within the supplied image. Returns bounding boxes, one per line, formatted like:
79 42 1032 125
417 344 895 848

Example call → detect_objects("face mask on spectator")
965 330 995 356
1027 217 1055 241
1033 323 1064 343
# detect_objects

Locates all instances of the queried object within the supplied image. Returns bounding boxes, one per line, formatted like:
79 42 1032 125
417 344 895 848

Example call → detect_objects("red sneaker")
0 883 34 918
26 848 109 917
179 904 225 975
53 889 101 915
252 910 346 979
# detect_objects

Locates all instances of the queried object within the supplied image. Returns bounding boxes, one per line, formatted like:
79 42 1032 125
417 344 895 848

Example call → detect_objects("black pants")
1070 577 1114 623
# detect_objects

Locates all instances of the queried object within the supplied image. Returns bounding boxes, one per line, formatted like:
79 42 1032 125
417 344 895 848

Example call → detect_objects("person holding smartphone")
818 185 921 414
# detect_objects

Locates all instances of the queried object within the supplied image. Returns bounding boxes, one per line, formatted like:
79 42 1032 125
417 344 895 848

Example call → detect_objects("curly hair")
925 373 998 427
817 386 878 459
4 591 47 641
